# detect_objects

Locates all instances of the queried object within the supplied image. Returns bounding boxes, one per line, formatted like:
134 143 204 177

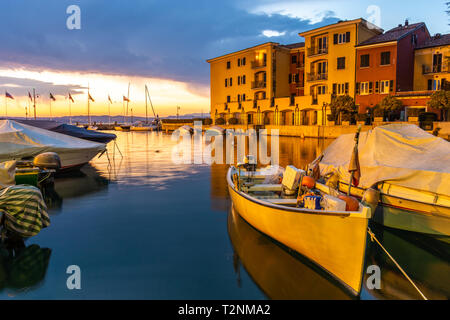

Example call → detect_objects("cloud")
0 0 335 86
262 30 286 37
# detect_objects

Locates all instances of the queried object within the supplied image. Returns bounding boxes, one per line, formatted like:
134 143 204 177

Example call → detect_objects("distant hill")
1 113 210 124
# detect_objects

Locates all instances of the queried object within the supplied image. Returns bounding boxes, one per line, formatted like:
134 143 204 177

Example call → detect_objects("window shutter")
345 83 349 94
243 58 246 65
369 82 373 94
333 83 337 95
427 79 432 90
243 75 246 84
289 74 292 83
238 76 240 85
225 79 227 87
346 32 350 43
375 81 379 93
334 34 338 44
356 82 360 94
230 77 232 86
389 80 394 92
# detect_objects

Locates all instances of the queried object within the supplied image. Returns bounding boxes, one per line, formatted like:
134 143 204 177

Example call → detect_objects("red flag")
5 92 14 99
123 96 130 102
68 93 74 102
88 93 95 102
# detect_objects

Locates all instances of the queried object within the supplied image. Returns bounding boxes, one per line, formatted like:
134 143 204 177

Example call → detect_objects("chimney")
405 19 409 26
398 24 402 28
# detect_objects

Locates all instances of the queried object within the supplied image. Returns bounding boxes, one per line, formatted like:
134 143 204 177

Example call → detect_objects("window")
360 54 370 68
380 51 390 65
227 96 231 103
317 85 327 95
360 82 369 95
229 77 232 86
225 79 228 87
242 57 246 66
345 83 349 94
291 55 297 64
237 76 240 85
380 80 390 94
242 75 246 84
242 94 246 101
427 79 433 90
288 74 292 84
237 59 240 67
369 82 373 94
237 94 240 102
333 32 351 44
337 57 346 70
227 61 231 69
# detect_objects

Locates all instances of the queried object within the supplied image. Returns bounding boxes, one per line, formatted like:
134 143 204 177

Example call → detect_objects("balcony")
307 46 328 57
295 81 305 88
251 81 266 89
307 73 328 82
422 64 449 74
296 62 305 69
251 60 267 69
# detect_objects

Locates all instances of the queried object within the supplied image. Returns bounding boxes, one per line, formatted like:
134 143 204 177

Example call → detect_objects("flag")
68 93 74 102
348 127 362 187
5 92 14 99
88 93 95 102
28 92 32 100
49 93 56 101
123 96 129 102
108 95 112 104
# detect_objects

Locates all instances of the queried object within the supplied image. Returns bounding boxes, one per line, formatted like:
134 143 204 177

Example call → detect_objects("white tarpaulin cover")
0 120 105 168
319 124 450 195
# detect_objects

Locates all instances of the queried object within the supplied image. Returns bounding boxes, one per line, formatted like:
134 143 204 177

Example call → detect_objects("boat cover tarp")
14 119 116 144
319 124 450 195
0 120 105 162
0 185 50 237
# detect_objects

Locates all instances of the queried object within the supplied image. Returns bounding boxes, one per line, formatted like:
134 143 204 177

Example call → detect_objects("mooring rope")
367 227 428 300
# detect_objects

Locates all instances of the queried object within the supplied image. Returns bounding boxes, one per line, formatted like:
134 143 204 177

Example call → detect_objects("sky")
0 0 448 118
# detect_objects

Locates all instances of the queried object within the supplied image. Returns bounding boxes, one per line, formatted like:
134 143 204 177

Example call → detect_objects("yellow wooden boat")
227 166 372 296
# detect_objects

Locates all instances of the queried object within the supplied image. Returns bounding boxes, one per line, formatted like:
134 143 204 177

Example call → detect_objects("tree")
328 95 357 123
379 95 403 121
427 90 450 121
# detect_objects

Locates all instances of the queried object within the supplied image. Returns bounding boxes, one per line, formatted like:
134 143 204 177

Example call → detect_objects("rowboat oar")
348 124 362 196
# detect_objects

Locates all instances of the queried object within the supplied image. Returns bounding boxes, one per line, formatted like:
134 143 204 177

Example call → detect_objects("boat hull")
338 181 450 237
130 126 152 131
227 169 369 295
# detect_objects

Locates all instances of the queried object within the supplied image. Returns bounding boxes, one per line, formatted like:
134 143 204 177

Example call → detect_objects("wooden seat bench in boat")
247 184 283 192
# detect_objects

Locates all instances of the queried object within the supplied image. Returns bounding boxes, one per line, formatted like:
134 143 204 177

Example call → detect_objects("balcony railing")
295 81 305 88
307 46 328 57
422 64 449 74
251 81 266 89
251 60 267 69
307 73 328 82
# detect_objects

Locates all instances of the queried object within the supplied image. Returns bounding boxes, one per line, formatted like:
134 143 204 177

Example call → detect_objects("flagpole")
126 83 130 124
69 93 72 125
33 88 37 120
145 85 148 124
108 99 111 124
87 84 91 126
4 91 7 118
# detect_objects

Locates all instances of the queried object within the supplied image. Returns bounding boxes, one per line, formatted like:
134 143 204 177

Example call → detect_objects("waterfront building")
355 21 430 116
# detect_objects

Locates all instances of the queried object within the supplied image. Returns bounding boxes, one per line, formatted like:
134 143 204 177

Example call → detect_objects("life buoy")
338 195 360 211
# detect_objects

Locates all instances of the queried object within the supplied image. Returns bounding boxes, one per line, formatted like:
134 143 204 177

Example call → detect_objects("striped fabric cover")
0 185 50 237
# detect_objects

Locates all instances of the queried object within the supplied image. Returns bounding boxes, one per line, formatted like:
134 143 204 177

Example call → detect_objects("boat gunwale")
227 167 370 219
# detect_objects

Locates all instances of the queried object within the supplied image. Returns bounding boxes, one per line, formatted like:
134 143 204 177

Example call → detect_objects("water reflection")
364 224 450 300
228 208 352 300
0 241 51 296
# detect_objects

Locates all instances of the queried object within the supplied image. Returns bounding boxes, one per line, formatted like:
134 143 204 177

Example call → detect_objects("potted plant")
228 117 239 125
327 114 335 126
407 108 420 122
341 113 352 126
356 113 367 125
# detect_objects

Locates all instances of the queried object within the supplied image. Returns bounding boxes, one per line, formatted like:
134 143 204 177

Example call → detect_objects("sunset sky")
0 0 447 118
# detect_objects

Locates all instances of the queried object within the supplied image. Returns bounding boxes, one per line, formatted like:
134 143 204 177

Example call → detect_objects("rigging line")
367 227 428 300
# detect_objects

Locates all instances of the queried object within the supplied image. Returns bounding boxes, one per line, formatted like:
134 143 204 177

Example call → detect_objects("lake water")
0 131 448 299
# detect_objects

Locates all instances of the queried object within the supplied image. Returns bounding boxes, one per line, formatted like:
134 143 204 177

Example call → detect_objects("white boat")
317 124 450 238
0 120 105 171
227 165 372 295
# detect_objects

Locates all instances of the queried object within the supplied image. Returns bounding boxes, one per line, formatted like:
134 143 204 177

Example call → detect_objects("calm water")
0 131 449 299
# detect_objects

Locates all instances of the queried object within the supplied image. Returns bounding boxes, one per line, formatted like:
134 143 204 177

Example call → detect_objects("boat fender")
301 176 315 189
337 195 359 211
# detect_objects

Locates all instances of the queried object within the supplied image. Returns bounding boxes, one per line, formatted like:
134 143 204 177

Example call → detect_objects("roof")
417 33 450 49
281 42 305 49
358 22 426 47
206 42 278 63
299 18 383 37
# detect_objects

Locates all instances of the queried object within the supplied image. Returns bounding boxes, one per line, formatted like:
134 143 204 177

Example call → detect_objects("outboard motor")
33 152 61 171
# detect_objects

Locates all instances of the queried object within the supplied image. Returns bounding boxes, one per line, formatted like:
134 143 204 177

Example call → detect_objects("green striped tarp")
0 185 50 237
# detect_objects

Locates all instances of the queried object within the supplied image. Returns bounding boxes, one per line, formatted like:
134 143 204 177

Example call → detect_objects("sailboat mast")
87 84 91 125
145 85 148 124
33 88 37 120
126 83 130 124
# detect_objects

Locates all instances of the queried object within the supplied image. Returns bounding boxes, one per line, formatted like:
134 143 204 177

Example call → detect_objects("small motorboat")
114 125 131 132
0 120 106 171
227 163 374 296
15 120 116 144
87 125 98 131
130 121 153 131
317 124 450 238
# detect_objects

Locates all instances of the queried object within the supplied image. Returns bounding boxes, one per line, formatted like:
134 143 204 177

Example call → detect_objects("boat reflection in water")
0 241 51 296
364 224 450 300
227 208 352 300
